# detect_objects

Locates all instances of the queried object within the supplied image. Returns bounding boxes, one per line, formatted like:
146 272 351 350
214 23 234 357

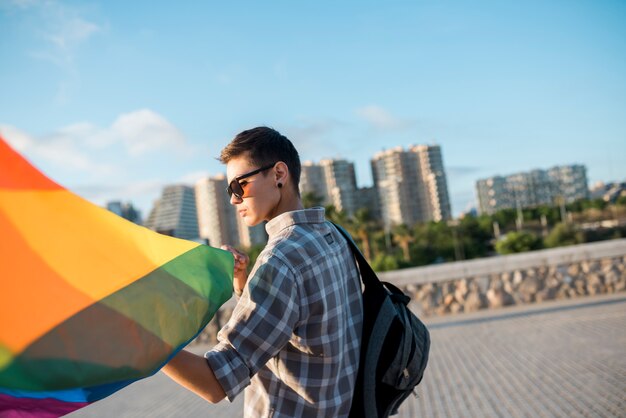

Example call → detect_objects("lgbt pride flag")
0 137 234 417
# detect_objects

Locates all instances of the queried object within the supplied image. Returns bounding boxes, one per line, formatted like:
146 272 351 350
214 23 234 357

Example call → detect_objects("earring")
277 183 283 188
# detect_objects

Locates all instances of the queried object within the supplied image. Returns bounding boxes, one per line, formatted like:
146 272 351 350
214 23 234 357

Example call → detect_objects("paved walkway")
71 293 626 417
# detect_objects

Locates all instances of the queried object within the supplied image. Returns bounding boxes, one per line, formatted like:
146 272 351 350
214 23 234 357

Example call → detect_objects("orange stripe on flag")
0 211 95 354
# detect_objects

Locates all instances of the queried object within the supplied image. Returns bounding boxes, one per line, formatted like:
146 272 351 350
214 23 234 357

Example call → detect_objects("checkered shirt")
205 208 363 417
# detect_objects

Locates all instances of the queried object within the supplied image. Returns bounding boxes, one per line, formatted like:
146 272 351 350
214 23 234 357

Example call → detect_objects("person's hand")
220 245 250 295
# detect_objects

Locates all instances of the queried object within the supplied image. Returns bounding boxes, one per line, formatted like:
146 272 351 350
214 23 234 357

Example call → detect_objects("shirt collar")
265 207 326 237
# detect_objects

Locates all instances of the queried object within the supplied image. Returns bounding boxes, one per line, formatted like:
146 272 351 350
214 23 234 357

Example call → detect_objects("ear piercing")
277 183 283 188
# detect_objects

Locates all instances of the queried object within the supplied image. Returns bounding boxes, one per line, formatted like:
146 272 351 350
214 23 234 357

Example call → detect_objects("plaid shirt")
205 208 363 417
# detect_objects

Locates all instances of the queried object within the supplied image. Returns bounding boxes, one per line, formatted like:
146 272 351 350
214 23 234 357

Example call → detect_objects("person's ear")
274 162 289 187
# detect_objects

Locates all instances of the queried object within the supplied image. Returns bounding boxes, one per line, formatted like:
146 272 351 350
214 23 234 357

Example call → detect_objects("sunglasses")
226 163 277 199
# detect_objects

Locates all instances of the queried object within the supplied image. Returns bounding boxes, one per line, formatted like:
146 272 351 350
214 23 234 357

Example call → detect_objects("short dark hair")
219 127 301 193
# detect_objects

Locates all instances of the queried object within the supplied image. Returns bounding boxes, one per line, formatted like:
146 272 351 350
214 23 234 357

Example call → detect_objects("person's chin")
243 216 261 227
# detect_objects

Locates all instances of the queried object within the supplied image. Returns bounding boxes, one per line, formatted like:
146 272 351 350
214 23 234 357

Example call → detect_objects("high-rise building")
106 200 142 224
476 164 589 215
371 145 451 227
355 186 381 220
320 159 359 216
195 175 240 248
195 175 268 248
144 185 199 240
236 215 268 248
547 165 589 203
299 159 362 216
300 162 328 204
412 145 452 222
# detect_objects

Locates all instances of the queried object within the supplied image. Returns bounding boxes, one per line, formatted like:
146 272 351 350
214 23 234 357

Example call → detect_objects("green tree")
458 215 492 258
392 224 414 262
371 253 399 272
324 204 348 225
491 208 518 231
495 231 542 255
349 208 376 261
302 192 324 209
544 222 584 248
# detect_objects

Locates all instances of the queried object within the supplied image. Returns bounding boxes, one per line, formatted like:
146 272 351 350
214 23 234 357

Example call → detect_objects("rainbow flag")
0 137 234 417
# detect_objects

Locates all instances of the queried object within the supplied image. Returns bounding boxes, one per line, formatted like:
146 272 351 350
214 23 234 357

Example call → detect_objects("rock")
454 288 467 304
487 288 514 308
489 276 504 291
581 260 600 274
535 287 556 303
556 284 571 300
442 281 455 296
435 304 449 316
586 274 604 295
464 291 487 312
449 302 463 314
519 276 543 297
567 264 581 277
574 279 587 296
443 293 456 306
406 284 419 295
513 270 525 285
475 276 490 293
545 275 560 289
419 292 436 315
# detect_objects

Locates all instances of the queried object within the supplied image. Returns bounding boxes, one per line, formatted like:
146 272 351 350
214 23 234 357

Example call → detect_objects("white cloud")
0 109 189 179
46 15 99 52
0 124 33 151
178 170 213 185
112 109 187 156
356 105 413 131
0 124 114 175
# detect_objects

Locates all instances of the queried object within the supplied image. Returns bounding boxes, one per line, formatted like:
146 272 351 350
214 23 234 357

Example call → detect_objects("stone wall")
404 255 625 317
382 238 626 317
193 238 626 344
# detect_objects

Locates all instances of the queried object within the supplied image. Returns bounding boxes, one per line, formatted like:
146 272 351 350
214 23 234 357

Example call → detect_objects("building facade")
412 144 452 222
144 185 199 240
195 175 240 248
106 200 142 224
300 162 329 204
300 159 364 216
320 159 359 216
371 145 451 227
476 164 589 215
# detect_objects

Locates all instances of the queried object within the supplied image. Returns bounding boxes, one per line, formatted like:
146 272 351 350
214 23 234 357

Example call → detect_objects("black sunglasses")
226 163 277 199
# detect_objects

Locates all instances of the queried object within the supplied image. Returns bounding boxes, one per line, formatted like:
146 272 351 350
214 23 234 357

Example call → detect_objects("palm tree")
325 204 348 225
350 208 375 261
392 224 414 262
302 192 324 209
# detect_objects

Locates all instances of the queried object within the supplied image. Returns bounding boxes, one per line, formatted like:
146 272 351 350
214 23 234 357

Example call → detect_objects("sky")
1 0 625 218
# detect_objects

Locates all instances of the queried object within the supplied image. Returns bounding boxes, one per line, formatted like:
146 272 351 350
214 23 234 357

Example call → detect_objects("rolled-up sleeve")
204 254 300 401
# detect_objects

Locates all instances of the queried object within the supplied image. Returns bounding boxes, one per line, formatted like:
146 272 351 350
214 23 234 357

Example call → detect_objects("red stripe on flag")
0 137 63 191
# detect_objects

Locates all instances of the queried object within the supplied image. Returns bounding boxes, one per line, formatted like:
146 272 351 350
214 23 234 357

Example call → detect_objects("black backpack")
333 224 430 418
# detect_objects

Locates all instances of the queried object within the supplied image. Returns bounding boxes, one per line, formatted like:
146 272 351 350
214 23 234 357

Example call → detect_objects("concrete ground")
70 293 626 418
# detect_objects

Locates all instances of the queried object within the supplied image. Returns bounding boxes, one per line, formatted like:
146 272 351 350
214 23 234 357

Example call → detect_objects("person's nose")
230 194 243 205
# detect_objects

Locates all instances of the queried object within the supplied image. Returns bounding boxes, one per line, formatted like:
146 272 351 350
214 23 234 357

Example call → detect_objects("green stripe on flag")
0 244 233 391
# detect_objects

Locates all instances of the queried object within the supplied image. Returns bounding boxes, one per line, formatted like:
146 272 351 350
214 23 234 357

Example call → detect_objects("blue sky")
1 0 625 218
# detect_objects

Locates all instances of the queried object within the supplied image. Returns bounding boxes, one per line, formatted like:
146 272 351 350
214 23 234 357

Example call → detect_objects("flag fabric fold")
0 137 234 417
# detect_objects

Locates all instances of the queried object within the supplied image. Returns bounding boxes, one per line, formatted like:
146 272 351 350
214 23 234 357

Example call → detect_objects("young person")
163 127 363 417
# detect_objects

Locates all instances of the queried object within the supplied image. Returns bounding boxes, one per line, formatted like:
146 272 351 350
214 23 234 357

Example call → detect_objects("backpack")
333 224 431 418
